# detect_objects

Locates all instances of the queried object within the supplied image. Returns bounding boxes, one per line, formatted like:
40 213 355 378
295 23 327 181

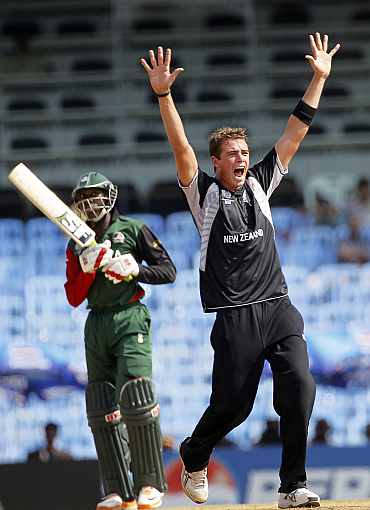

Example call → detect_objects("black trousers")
180 296 316 493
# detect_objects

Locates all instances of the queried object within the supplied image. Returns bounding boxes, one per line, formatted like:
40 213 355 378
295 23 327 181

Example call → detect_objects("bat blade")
8 163 96 248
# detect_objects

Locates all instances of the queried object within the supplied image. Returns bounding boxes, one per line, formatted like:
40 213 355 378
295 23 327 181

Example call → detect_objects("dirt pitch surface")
165 501 370 510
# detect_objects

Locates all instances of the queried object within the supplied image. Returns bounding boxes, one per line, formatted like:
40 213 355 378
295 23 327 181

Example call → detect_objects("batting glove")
79 240 114 273
102 253 139 284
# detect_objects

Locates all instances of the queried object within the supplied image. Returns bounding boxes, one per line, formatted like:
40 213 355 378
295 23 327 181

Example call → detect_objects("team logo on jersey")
112 232 125 243
221 189 234 205
224 228 264 244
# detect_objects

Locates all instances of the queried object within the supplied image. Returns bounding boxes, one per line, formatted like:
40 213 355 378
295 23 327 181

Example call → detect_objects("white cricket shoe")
278 487 320 508
181 465 208 504
137 487 163 510
96 494 122 510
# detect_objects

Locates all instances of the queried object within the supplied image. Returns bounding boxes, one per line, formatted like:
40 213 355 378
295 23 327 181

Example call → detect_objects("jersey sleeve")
135 225 176 285
248 147 288 199
64 245 96 307
179 169 215 233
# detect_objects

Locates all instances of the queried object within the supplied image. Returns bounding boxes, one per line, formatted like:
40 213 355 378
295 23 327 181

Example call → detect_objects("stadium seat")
206 53 247 68
132 17 174 32
135 131 166 143
271 50 305 63
203 12 246 29
129 213 165 237
7 99 46 111
71 58 111 72
270 2 311 25
270 86 303 100
0 191 29 219
196 90 233 103
57 20 97 36
78 133 116 146
147 181 188 215
26 218 64 243
61 96 96 110
343 122 370 134
11 136 49 150
0 219 24 240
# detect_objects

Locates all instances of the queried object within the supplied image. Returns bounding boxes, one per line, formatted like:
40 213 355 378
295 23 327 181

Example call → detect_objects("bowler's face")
212 138 249 192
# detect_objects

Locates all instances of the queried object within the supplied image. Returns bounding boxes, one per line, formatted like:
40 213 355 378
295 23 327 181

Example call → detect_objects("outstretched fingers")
149 49 158 68
314 32 323 51
322 34 328 52
309 34 317 58
140 58 152 73
164 47 171 67
157 46 164 65
329 43 341 57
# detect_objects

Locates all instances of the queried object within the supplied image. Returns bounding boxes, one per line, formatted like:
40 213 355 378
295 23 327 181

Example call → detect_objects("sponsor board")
163 445 370 505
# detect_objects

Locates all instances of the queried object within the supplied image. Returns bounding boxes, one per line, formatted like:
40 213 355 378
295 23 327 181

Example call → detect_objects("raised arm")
276 33 340 169
140 47 198 186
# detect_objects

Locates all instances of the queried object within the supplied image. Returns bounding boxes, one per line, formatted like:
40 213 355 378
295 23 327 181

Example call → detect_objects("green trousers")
84 302 152 401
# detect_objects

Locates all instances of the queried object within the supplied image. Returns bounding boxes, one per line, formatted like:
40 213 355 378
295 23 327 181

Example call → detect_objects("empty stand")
7 99 46 112
60 96 96 109
269 1 311 25
147 181 188 215
57 19 97 36
203 12 246 30
11 136 49 150
71 57 111 72
78 133 116 146
343 122 370 134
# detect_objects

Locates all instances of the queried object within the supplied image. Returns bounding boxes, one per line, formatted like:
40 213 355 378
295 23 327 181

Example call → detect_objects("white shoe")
181 465 208 504
137 487 163 510
278 488 320 508
97 494 123 510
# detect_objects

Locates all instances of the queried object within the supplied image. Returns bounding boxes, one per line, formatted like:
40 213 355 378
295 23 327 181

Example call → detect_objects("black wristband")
291 99 316 126
156 90 171 98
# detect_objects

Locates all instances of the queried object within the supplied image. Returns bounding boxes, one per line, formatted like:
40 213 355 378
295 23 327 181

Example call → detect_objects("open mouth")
234 167 245 177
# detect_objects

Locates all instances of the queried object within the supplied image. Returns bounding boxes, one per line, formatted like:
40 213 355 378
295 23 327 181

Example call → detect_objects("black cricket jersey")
180 147 289 312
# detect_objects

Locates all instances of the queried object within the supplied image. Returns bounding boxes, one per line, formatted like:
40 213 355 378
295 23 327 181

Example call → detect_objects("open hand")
140 46 184 95
305 33 340 79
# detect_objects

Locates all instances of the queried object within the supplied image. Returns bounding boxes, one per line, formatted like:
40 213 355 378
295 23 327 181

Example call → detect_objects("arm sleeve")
248 147 288 199
179 168 216 233
64 246 96 307
136 225 176 285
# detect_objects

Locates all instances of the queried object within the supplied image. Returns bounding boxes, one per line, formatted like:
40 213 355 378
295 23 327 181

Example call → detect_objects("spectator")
347 177 370 228
255 419 280 446
337 214 370 264
311 419 331 445
314 192 339 226
27 422 73 462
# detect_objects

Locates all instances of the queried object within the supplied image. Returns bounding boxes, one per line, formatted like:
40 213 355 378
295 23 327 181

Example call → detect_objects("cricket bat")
8 163 96 248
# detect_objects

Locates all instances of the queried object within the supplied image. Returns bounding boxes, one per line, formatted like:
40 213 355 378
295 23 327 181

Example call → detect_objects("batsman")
64 172 176 510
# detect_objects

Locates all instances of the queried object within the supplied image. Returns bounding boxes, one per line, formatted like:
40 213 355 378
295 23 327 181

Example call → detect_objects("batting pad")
120 377 167 494
86 381 134 500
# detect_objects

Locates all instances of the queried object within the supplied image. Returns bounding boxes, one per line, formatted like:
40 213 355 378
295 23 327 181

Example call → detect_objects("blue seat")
129 213 165 237
271 207 313 238
0 219 24 241
165 211 199 241
26 218 64 243
0 257 25 294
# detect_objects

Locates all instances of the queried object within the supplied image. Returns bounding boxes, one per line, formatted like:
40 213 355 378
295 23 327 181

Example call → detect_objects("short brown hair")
208 127 248 158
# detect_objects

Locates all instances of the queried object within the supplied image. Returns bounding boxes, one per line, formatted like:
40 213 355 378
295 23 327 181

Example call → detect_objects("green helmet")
72 171 118 222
